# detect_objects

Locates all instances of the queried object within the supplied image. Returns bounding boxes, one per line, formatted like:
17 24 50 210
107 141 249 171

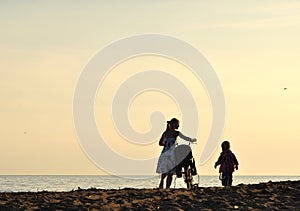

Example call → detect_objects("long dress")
156 137 177 174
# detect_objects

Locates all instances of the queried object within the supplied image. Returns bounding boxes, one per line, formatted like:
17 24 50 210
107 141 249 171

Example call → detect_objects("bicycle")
174 142 198 189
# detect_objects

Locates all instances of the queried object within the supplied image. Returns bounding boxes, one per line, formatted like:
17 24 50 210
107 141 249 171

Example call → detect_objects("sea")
0 175 299 192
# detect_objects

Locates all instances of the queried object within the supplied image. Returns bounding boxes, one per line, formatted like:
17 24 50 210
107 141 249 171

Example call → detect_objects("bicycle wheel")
184 167 193 189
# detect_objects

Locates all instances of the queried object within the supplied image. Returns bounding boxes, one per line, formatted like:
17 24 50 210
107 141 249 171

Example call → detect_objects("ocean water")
0 175 299 192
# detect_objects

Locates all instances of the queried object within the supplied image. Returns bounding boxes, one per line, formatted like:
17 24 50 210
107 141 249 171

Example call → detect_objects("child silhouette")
214 140 239 187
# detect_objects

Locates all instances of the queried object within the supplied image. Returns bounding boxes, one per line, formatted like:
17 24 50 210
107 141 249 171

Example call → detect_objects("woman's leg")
159 174 167 189
166 174 173 188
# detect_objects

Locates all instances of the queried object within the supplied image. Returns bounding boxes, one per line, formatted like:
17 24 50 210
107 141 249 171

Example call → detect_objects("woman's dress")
156 137 176 174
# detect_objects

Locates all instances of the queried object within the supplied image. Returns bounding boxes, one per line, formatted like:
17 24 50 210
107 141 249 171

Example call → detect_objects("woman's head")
221 141 230 151
167 118 179 130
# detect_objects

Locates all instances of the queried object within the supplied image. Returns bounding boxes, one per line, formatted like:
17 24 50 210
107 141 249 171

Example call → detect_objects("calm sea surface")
0 175 299 192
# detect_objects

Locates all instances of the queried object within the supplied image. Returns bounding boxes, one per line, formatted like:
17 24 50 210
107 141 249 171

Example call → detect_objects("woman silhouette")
156 118 196 189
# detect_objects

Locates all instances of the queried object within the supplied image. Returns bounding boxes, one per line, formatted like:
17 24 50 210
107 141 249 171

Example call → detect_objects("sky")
1 0 300 176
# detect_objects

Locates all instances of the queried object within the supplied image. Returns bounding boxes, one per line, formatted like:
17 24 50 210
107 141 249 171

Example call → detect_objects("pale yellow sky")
1 1 300 175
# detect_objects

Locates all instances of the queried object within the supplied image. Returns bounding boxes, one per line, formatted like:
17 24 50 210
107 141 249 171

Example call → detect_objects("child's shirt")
215 150 239 173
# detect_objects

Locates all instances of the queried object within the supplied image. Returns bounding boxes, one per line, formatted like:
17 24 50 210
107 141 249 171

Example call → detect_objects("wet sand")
0 180 299 210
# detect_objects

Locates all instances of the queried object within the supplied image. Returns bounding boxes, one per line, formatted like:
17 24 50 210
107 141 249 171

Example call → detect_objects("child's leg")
228 172 233 186
221 173 228 186
222 172 232 186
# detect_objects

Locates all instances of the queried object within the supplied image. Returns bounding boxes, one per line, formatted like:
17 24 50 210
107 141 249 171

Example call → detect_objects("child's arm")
214 153 224 168
178 132 197 142
233 153 239 170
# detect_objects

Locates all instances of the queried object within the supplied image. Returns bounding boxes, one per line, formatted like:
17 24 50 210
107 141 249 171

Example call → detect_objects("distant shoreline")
1 175 300 192
1 174 300 176
0 180 299 210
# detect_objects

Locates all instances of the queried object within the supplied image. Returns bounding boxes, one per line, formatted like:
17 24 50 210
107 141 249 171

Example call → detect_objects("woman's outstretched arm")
178 132 197 142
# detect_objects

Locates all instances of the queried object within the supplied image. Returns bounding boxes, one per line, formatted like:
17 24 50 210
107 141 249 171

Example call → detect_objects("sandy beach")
0 180 299 210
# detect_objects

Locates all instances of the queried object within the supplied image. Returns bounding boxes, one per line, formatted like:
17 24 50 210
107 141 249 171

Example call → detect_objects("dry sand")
0 180 299 210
